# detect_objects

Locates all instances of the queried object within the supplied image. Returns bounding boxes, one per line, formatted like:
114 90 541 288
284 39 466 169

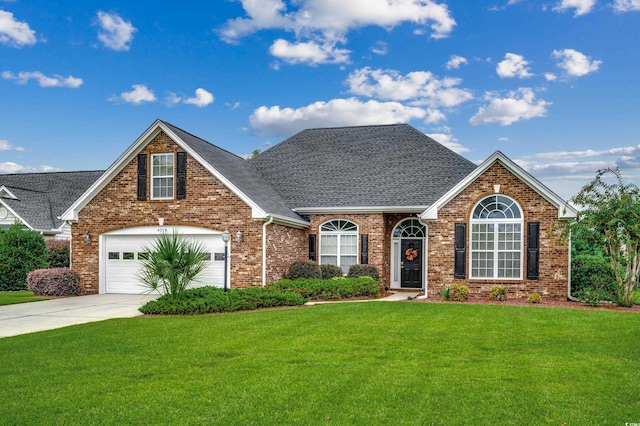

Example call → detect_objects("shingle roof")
0 171 103 232
160 121 305 222
250 124 478 209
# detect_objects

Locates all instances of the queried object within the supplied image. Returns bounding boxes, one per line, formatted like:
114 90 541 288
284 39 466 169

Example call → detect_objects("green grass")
0 291 49 306
1 302 639 425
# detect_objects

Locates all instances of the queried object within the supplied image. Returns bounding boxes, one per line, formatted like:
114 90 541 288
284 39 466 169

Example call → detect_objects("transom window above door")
151 153 174 199
392 219 426 238
319 219 358 274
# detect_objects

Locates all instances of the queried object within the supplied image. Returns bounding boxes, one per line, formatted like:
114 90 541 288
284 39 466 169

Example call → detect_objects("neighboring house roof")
420 151 578 220
0 171 104 233
250 124 478 213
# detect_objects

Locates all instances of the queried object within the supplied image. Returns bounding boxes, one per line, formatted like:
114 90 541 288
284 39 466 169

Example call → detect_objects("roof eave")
293 206 429 215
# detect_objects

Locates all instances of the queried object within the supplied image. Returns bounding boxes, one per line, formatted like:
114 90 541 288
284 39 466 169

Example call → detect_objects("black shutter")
360 234 369 264
308 234 317 261
176 152 187 200
137 153 147 201
454 223 466 279
527 222 540 280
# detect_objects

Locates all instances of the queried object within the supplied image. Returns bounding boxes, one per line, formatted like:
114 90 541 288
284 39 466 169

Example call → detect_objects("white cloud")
0 139 25 151
426 130 469 153
371 40 388 55
166 88 215 107
249 97 427 137
613 0 640 11
345 67 473 108
552 48 601 77
527 145 640 160
0 162 60 174
0 10 36 47
269 38 350 65
552 0 596 16
496 53 533 78
110 84 156 104
469 88 551 126
446 55 468 70
220 0 456 41
97 11 136 51
2 71 83 88
544 72 558 81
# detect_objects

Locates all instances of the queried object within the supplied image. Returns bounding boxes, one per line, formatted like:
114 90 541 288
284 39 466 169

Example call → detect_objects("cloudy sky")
1 0 639 200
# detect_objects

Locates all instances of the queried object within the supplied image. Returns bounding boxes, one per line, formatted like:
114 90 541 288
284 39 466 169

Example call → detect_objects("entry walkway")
0 294 156 338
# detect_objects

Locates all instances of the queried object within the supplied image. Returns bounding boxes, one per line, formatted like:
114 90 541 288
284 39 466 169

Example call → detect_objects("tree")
139 231 209 299
562 168 640 306
0 223 48 291
250 149 261 158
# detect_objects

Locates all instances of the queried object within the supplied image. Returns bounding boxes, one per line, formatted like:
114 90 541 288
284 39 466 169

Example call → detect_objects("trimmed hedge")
0 224 48 291
288 260 322 279
266 277 379 300
139 286 307 315
26 268 81 296
347 264 380 281
571 254 616 295
320 264 343 280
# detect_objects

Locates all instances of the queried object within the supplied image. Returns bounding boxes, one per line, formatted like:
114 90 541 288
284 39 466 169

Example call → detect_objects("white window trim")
318 220 358 274
470 195 524 280
151 153 175 200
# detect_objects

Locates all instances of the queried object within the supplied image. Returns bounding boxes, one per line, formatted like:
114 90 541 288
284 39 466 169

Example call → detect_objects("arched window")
392 219 426 238
470 195 523 279
319 220 358 274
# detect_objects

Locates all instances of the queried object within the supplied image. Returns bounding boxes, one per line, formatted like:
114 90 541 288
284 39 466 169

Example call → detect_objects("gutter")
262 216 275 287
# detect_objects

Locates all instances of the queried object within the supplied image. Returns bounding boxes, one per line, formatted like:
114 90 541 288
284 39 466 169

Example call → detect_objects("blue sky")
1 0 639 201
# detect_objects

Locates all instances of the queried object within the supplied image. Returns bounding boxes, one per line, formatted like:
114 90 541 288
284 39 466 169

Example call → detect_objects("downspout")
262 216 274 287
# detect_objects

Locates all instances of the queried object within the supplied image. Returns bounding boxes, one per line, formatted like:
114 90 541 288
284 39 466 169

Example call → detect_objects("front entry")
401 239 423 288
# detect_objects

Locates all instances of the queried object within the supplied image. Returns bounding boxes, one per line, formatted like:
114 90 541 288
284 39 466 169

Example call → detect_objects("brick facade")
71 131 266 294
426 162 569 300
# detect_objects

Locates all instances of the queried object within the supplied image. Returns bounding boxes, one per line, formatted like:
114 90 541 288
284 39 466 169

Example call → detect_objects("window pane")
320 235 338 255
340 235 357 255
320 255 338 266
340 256 357 274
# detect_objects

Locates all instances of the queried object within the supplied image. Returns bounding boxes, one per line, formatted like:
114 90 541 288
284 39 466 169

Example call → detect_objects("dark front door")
401 239 423 289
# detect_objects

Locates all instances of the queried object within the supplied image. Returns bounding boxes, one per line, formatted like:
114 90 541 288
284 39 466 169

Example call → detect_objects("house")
0 171 103 239
61 119 577 298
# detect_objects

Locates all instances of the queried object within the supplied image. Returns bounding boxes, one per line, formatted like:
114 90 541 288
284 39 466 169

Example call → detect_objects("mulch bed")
408 293 640 312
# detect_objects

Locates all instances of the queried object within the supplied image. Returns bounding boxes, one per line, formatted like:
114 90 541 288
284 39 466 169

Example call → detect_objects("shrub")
26 268 81 296
527 293 542 304
489 285 507 301
288 260 322 280
574 284 615 307
449 284 469 302
267 277 379 300
46 239 70 268
0 223 48 291
441 285 451 300
320 264 343 280
139 286 306 315
347 264 380 281
571 254 616 296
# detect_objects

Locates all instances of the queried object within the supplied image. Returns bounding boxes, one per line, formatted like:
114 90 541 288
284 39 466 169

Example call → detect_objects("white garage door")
102 227 226 294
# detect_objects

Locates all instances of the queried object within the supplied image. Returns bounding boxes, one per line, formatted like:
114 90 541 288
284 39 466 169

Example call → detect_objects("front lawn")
1 302 638 424
0 291 49 306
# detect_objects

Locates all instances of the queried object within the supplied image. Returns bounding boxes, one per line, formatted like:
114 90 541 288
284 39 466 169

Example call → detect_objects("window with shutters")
319 220 358 274
470 195 523 279
151 153 174 199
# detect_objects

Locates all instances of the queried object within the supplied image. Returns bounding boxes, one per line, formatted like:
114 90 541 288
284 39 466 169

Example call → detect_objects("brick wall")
265 223 307 283
426 162 569 300
71 131 266 293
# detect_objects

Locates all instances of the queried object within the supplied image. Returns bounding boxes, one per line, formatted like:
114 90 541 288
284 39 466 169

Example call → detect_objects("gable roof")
250 124 478 213
420 151 578 220
0 170 103 233
61 120 308 227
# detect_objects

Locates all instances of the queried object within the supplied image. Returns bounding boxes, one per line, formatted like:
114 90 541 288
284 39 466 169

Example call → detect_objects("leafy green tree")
139 231 209 300
562 168 640 306
0 223 48 291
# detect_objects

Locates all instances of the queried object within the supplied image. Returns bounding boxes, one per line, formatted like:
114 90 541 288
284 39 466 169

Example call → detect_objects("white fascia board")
0 186 18 200
265 213 310 229
0 199 33 230
293 206 428 215
61 120 270 221
420 151 578 221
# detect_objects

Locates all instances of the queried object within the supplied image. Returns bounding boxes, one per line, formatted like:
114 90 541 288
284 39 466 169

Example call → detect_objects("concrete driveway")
0 294 157 338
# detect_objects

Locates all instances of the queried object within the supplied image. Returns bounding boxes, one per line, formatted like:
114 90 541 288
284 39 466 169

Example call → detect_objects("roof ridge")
0 170 104 177
300 123 409 132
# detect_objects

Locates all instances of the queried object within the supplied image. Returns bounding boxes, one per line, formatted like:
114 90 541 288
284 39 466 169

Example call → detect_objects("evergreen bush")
288 260 322 279
0 223 48 291
347 264 380 281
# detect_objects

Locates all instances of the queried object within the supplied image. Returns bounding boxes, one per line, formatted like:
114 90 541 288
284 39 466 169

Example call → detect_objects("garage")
101 226 226 294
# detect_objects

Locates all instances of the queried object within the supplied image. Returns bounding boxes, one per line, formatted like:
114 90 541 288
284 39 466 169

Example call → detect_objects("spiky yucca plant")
139 231 209 299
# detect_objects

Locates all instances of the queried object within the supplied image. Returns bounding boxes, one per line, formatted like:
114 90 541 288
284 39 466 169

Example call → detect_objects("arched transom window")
393 219 426 238
320 220 358 274
470 195 523 279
